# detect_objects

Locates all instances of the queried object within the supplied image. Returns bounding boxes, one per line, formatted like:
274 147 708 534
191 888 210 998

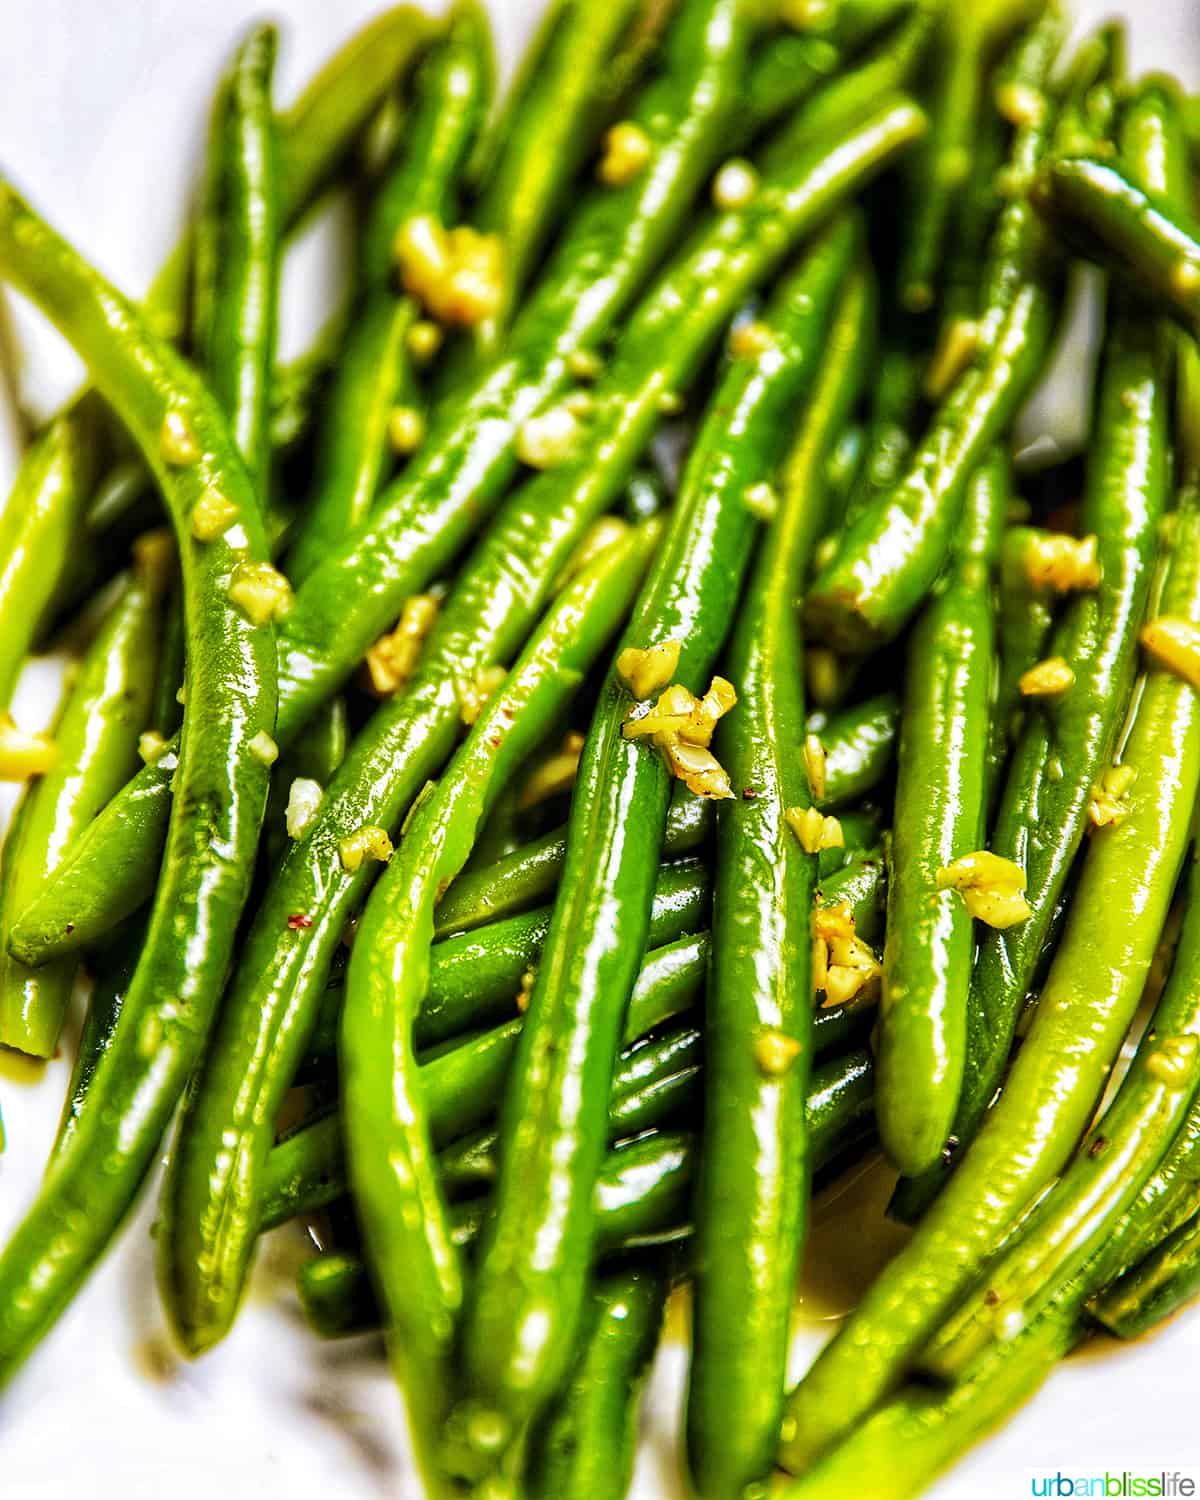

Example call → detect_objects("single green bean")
0 177 276 1385
1089 1205 1200 1340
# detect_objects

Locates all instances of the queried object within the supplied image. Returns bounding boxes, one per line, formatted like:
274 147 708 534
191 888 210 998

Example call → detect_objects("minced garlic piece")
786 805 843 855
1023 532 1101 593
744 482 779 522
459 665 506 726
1089 764 1136 828
712 159 758 211
780 0 835 28
229 561 293 626
729 321 775 360
338 824 394 873
657 391 684 416
617 640 682 700
622 674 736 798
1171 258 1200 296
923 317 978 402
823 935 882 1007
406 319 443 363
191 487 239 541
598 121 652 186
1141 616 1200 688
159 408 200 466
937 850 1032 928
515 968 536 1014
516 406 581 469
138 730 168 765
393 215 504 327
567 348 603 381
803 732 827 801
1019 656 1075 697
754 1027 802 1077
813 899 855 943
0 714 58 780
285 778 323 839
388 405 425 456
366 595 440 697
519 732 585 809
1145 1034 1200 1089
248 730 278 766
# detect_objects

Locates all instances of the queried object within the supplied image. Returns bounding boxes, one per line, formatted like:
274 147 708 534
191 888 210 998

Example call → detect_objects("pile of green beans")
3 3 1200 1497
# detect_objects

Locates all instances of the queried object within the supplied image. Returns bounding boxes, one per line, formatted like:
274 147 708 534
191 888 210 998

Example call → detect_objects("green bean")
148 588 185 739
1089 1206 1200 1340
983 524 1058 797
1033 156 1200 340
816 691 899 808
459 0 646 358
0 9 433 705
51 932 140 1159
453 218 869 1471
895 0 1041 315
525 1263 669 1500
0 176 276 1383
890 67 1176 1225
876 453 1005 1177
0 409 110 709
7 0 753 959
292 1048 877 1339
803 12 1062 654
190 23 281 492
0 556 164 1057
925 770 1200 1378
687 258 871 1500
433 785 711 936
330 529 654 1458
779 410 1181 1477
285 6 491 582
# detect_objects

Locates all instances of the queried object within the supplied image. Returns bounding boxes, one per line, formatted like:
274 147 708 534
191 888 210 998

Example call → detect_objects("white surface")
2 2 1200 1496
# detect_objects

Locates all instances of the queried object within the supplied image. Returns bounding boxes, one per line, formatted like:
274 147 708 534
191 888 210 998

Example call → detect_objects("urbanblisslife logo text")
1030 1475 1196 1497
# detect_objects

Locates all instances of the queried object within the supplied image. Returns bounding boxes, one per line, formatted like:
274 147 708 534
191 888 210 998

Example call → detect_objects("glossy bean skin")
0 564 164 1057
453 218 872 1465
190 23 281 492
50 932 140 1159
891 73 1174 1224
875 453 1005 1177
524 1263 669 1500
1089 1205 1200 1340
0 9 434 705
289 1049 877 1340
7 0 751 959
336 531 653 1458
687 261 872 1500
817 692 899 808
0 181 277 1384
284 6 492 582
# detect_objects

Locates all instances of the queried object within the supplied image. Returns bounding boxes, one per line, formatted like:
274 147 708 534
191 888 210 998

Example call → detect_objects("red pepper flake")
742 787 757 800
488 734 503 748
287 913 313 930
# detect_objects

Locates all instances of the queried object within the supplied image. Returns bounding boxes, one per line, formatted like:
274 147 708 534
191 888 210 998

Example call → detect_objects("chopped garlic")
159 408 200 466
365 595 439 696
516 406 581 469
1019 656 1075 697
1023 532 1101 593
937 850 1032 928
786 805 843 854
229 561 293 626
519 732 585 809
664 741 732 799
744 482 779 522
406 319 443 363
617 640 683 700
1171 258 1200 296
248 730 278 766
393 214 504 327
1141 615 1200 688
621 671 736 797
0 714 58 780
338 824 394 873
712 158 759 211
138 730 168 765
996 80 1048 129
567 348 603 380
191 487 239 541
1089 764 1136 828
285 778 323 840
803 733 827 802
459 665 506 726
823 935 882 1007
515 968 536 1014
813 899 855 943
754 1027 802 1077
388 405 425 456
1144 1034 1200 1090
132 529 175 593
598 121 652 186
729 321 775 360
